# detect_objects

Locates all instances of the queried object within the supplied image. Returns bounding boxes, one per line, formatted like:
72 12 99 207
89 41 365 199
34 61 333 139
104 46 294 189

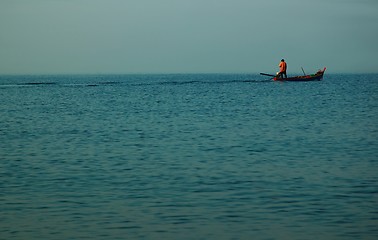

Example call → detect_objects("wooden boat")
260 67 326 81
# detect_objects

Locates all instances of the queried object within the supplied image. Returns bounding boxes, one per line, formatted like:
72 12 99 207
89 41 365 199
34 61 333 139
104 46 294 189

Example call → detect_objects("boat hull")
273 67 326 81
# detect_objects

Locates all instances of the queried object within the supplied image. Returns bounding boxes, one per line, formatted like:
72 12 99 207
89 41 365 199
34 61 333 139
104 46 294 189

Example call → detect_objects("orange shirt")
279 61 287 72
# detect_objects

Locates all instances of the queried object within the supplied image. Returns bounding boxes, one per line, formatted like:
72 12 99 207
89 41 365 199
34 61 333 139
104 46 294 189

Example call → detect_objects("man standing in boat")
277 59 287 78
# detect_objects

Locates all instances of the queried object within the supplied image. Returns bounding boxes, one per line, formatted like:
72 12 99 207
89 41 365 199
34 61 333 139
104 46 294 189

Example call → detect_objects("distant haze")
1 0 377 74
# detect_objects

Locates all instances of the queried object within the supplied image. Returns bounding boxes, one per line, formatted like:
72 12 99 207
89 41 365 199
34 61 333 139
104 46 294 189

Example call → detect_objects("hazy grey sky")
1 0 377 74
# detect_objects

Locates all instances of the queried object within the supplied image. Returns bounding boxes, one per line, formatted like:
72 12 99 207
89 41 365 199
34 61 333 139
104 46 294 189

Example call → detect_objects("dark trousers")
279 71 287 78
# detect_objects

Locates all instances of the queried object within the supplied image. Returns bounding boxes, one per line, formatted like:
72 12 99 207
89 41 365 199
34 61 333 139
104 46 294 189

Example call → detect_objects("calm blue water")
1 74 377 240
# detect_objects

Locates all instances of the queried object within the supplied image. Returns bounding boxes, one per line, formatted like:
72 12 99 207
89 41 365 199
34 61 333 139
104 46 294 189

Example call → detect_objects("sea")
1 73 377 240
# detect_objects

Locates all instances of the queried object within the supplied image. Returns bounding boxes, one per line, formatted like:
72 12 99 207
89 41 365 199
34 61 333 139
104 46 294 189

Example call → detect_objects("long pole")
301 67 306 76
260 73 276 77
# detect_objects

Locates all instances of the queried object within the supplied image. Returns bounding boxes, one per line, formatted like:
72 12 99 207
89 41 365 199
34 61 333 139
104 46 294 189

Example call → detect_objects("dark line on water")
130 79 272 87
1 79 272 88
21 82 57 85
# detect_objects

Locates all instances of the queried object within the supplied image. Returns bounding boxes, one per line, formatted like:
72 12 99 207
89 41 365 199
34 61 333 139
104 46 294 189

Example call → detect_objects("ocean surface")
1 73 377 240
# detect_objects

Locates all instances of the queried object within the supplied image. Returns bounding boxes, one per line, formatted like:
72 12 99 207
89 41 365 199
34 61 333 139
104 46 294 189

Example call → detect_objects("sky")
0 0 377 74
